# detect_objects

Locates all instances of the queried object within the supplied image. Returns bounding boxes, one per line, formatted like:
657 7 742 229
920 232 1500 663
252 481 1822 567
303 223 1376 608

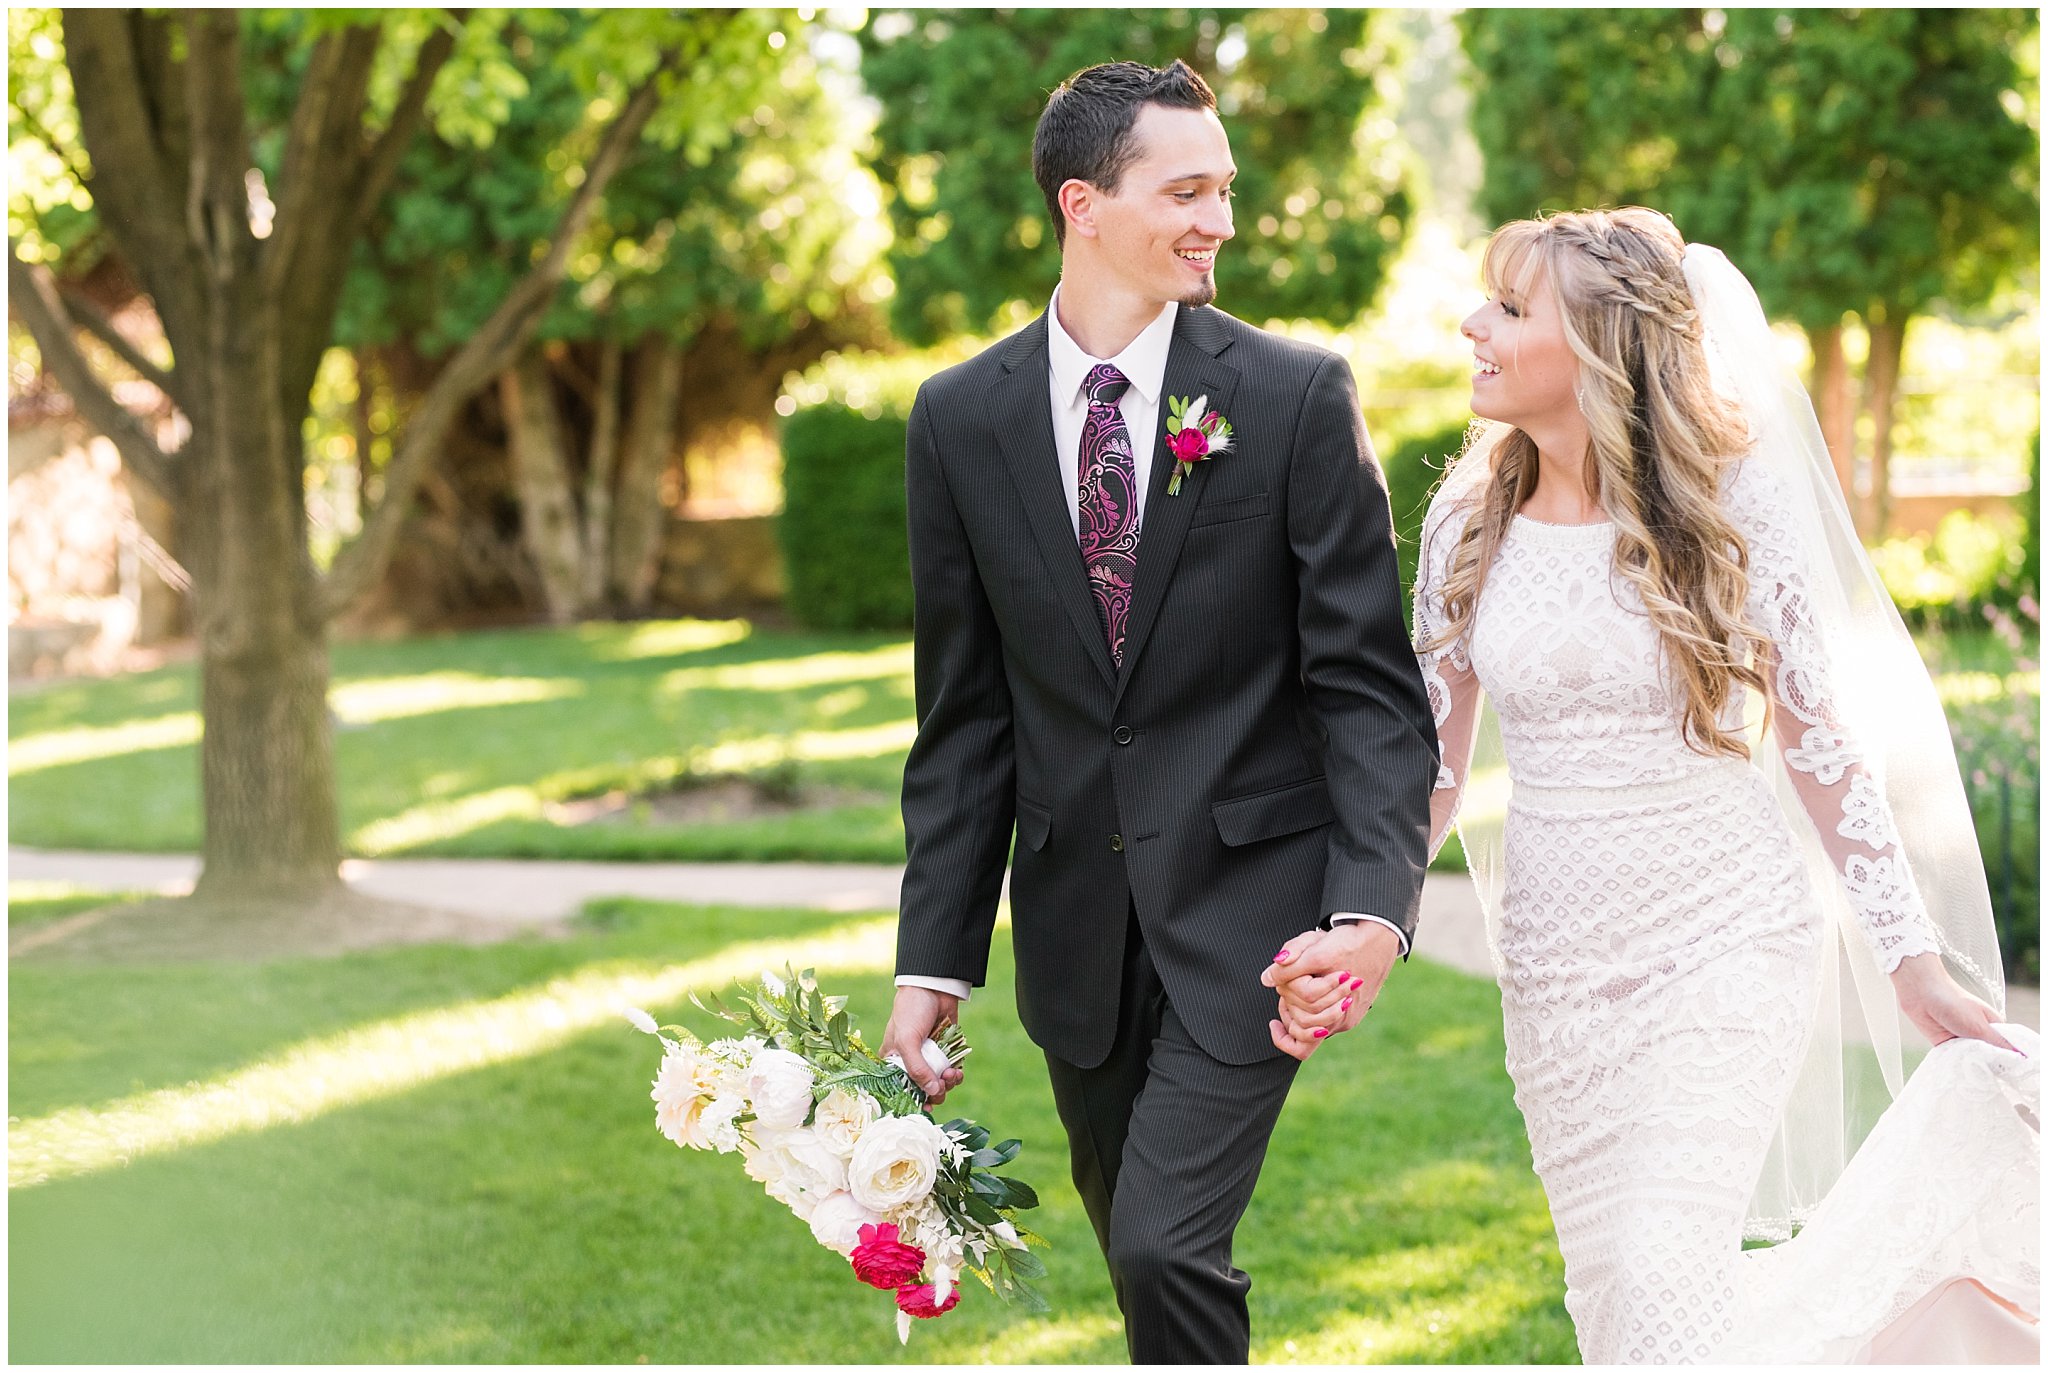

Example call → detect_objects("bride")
1278 207 2038 1362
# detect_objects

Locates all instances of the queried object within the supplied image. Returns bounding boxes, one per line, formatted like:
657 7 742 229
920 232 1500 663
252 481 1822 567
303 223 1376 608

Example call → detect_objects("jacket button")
1112 726 1134 745
1109 833 1124 852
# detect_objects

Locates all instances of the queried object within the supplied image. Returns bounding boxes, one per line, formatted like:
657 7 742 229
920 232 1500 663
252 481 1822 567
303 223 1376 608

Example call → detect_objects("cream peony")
810 1088 880 1158
745 1047 817 1131
651 1043 721 1148
807 1190 886 1256
775 1125 850 1198
847 1113 948 1213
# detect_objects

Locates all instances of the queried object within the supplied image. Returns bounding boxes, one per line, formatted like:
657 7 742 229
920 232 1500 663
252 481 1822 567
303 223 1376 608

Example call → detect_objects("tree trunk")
499 350 585 621
1862 310 1907 538
579 338 624 611
187 365 343 902
1807 321 1857 516
608 334 684 610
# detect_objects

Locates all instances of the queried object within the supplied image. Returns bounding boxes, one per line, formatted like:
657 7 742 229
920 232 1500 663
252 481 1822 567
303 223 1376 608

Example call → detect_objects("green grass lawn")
8 895 1576 1363
7 617 1473 870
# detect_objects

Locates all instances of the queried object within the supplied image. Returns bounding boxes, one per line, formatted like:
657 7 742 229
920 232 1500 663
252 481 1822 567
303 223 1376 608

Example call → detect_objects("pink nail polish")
1273 950 1292 963
1312 1027 1331 1039
1340 997 1353 1012
1348 975 1364 988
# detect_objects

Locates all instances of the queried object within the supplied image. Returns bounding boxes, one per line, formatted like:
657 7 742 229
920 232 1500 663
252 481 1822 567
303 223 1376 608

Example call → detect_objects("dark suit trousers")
1043 908 1300 1364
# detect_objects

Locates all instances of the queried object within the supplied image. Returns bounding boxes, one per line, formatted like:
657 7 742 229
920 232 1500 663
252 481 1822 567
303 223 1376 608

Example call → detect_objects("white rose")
811 1088 880 1158
807 1190 886 1256
766 1176 820 1221
745 1048 817 1131
847 1113 948 1213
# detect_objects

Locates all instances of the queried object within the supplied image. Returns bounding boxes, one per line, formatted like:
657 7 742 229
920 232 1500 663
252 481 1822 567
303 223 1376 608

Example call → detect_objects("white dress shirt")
899 290 1406 1005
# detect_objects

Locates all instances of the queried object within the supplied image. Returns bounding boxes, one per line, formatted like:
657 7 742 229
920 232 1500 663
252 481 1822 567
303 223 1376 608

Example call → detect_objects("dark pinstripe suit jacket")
896 304 1436 1068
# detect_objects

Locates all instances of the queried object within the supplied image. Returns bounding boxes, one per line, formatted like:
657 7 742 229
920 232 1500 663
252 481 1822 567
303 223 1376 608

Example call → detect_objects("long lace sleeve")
1729 461 1944 972
1414 495 1484 862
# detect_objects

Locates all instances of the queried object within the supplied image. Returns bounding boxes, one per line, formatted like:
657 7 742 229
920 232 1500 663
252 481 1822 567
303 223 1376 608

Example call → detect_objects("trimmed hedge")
1380 419 1474 618
779 404 914 630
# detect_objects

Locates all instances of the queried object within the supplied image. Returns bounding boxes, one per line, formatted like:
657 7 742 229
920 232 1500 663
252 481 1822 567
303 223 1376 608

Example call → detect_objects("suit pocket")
1189 491 1269 528
1211 776 1334 847
1015 795 1052 852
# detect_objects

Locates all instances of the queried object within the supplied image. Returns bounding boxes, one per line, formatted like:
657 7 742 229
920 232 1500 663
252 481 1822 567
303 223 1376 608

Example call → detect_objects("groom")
881 59 1436 1362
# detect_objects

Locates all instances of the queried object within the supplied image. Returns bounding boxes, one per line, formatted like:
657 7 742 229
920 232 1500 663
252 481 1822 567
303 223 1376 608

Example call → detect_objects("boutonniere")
1164 394 1233 495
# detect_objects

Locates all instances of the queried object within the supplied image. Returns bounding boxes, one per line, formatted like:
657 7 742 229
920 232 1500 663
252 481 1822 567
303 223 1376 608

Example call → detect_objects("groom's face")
1087 104 1237 308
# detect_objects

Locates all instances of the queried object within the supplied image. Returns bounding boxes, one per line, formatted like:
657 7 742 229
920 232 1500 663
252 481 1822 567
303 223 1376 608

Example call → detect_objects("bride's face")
1461 268 1579 430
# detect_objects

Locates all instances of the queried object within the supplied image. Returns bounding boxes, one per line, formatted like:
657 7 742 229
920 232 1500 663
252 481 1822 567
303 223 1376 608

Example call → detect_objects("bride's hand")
1890 953 2017 1053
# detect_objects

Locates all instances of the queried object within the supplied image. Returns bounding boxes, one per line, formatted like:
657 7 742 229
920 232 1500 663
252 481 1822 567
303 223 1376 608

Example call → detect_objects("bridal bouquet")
627 968 1048 1341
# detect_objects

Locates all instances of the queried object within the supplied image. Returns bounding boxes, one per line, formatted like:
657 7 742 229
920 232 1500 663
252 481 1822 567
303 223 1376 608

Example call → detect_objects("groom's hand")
1261 923 1401 1059
882 986 965 1103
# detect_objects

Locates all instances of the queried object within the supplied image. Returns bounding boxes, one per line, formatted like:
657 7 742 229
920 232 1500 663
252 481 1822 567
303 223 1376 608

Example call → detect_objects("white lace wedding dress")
1416 456 2040 1364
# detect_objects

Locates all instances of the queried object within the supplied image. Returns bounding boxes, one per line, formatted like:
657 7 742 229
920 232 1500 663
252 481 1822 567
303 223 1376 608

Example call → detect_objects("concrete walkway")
9 846 2035 1030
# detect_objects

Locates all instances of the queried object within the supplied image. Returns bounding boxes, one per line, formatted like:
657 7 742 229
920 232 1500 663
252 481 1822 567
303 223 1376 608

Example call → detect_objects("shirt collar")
1046 285 1177 409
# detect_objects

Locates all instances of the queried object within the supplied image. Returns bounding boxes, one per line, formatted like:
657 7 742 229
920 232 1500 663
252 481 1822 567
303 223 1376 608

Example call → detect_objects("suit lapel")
1116 309 1241 696
992 318 1119 689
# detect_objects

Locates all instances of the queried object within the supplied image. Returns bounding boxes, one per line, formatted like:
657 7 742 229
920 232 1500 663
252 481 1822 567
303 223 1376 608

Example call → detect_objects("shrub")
1379 419 1475 620
1871 507 2029 630
778 404 914 630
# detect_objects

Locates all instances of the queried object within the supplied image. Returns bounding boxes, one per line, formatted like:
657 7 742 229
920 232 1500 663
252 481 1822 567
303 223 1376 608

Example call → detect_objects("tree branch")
61 9 207 353
260 25 377 304
55 283 186 410
354 13 464 222
317 53 675 620
182 10 253 280
10 244 178 500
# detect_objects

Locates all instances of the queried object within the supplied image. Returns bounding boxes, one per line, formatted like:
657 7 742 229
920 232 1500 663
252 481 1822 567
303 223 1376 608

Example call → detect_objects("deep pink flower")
895 1282 962 1319
851 1223 927 1290
1167 427 1211 463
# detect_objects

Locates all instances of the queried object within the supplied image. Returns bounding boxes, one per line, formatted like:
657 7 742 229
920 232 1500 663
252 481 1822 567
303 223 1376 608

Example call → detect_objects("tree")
6 8 795 905
1460 8 2038 533
331 12 882 622
859 8 1414 344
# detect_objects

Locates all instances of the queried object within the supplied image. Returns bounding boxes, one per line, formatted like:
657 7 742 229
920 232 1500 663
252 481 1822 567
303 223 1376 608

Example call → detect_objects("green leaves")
859 8 1412 343
1459 9 2039 324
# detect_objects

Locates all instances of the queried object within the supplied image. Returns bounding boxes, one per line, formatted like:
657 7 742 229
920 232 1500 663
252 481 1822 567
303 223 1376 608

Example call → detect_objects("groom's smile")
1088 103 1237 310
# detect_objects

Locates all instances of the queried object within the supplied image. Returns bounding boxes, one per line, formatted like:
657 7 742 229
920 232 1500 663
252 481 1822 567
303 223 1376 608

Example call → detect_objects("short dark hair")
1032 59 1218 249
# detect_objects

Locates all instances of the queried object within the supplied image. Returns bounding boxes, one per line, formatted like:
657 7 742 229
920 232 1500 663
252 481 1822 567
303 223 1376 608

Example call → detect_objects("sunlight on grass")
331 673 582 724
10 712 201 774
698 719 919 773
1266 1268 1545 1363
973 1313 1125 1362
657 643 914 694
597 619 752 661
352 785 550 851
8 916 898 1190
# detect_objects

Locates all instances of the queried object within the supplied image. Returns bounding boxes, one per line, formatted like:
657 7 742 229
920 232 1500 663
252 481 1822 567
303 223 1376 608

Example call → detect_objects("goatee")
1180 278 1217 309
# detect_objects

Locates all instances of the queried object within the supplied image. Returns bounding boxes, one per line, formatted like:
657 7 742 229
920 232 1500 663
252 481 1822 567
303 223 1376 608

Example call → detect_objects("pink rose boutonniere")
1164 394 1233 495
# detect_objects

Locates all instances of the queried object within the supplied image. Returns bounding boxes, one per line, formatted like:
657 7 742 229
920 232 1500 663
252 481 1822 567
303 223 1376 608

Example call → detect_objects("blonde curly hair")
1424 207 1773 759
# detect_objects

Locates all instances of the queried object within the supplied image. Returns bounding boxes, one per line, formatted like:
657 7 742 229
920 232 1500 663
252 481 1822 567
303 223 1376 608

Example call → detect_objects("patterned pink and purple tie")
1078 363 1141 666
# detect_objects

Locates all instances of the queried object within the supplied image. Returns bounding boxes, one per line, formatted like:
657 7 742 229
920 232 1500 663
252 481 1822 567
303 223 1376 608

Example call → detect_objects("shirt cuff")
896 974 972 1002
1329 912 1410 957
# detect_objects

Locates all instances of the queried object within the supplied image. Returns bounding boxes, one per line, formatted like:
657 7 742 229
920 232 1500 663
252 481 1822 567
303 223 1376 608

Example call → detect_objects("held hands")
882 986 967 1103
1262 921 1403 1062
1890 953 2018 1054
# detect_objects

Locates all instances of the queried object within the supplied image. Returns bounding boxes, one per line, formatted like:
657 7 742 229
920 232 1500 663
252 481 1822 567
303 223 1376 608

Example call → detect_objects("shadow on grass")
10 910 1572 1364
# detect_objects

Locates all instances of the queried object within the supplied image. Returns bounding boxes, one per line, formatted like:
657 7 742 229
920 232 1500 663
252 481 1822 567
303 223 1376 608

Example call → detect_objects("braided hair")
1422 207 1774 759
